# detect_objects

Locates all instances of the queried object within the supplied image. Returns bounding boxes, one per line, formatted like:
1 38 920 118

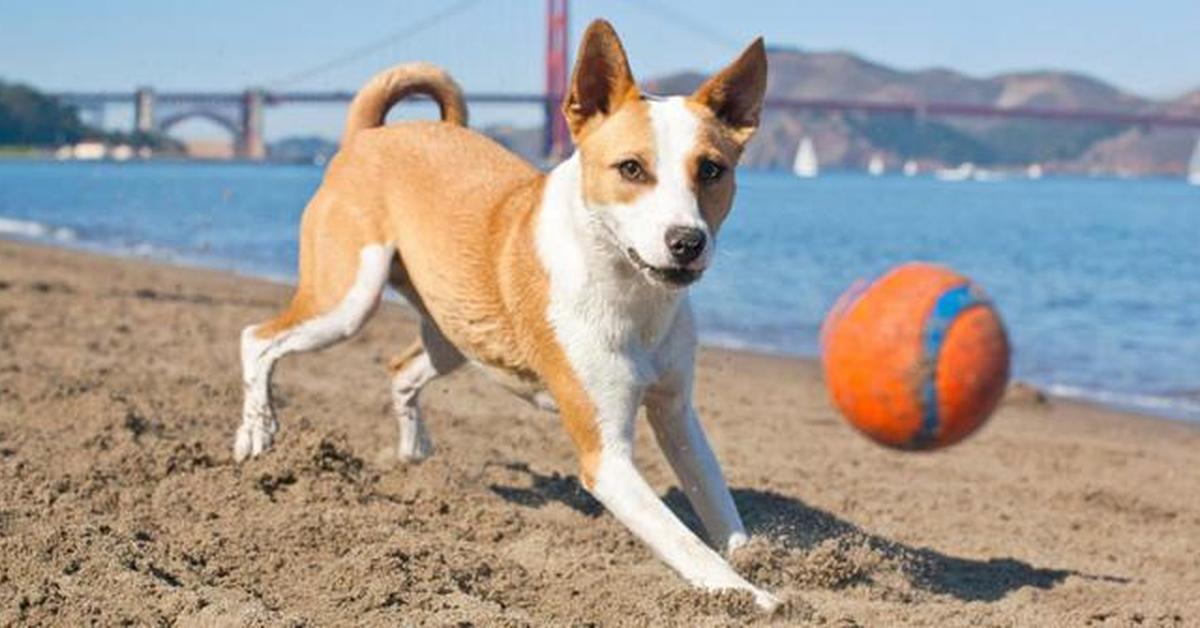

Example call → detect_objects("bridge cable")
263 0 485 89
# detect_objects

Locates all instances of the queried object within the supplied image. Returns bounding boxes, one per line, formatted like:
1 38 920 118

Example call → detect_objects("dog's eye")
617 159 647 183
698 159 725 183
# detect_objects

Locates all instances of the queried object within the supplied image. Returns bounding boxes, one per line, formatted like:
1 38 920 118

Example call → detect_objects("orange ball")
821 262 1010 450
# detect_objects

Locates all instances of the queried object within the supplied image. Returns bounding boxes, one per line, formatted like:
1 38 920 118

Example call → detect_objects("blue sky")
2 0 1196 141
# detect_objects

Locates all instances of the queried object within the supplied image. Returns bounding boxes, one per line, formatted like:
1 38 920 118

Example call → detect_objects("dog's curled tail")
342 63 467 145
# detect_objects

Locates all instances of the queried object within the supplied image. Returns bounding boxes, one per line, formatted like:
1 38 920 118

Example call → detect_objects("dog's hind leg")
235 240 394 461
388 320 464 462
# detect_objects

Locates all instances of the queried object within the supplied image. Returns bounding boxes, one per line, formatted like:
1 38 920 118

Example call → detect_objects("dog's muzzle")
626 248 702 287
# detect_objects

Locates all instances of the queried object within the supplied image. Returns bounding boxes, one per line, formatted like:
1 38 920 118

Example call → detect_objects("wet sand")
1 238 1197 626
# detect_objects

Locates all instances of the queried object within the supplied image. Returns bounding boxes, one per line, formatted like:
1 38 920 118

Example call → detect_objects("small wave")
122 242 168 258
1165 388 1200 403
1043 383 1200 421
699 331 766 352
0 216 76 242
700 330 789 355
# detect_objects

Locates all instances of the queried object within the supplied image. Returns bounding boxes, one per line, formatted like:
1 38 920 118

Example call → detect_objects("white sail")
902 160 919 177
1026 163 1044 180
793 136 819 178
867 153 885 176
935 162 974 182
1188 137 1200 186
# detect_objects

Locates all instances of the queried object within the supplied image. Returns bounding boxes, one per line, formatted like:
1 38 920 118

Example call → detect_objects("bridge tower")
544 0 570 161
134 88 155 135
239 89 266 160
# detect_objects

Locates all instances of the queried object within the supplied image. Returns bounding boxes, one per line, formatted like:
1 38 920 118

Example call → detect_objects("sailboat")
935 162 975 182
1026 163 1044 180
867 153 885 176
902 160 919 177
793 136 819 178
1188 137 1200 186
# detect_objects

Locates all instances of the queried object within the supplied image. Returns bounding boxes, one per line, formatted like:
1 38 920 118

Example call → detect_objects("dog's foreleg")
646 382 748 554
590 433 778 610
547 355 777 610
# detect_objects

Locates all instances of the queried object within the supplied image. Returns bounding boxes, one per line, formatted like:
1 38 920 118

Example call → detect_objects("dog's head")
563 20 767 289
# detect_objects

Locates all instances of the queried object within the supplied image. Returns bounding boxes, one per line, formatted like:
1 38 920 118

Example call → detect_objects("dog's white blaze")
597 97 711 271
235 244 393 460
536 153 776 609
646 96 706 236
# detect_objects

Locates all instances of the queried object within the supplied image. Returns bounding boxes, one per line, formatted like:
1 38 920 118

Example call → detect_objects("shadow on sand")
486 461 605 518
488 462 1128 603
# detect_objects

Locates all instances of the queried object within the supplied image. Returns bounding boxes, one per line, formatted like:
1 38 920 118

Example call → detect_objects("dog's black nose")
665 226 707 265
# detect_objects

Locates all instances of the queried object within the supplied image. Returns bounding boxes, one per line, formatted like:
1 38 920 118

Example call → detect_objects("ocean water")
2 160 1198 421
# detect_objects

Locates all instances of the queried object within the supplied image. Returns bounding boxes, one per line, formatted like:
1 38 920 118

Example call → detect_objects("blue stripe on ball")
913 283 987 448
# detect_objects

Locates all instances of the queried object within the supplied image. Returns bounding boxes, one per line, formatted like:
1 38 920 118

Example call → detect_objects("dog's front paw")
751 587 782 613
725 531 750 555
397 422 434 463
233 418 276 461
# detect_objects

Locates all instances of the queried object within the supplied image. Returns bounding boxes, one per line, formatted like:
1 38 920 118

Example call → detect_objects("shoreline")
1 236 1198 624
3 231 1198 427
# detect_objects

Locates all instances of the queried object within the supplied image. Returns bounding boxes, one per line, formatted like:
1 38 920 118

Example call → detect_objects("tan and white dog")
236 20 776 608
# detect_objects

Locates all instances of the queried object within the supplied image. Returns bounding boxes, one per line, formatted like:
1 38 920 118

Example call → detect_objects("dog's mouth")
625 248 702 288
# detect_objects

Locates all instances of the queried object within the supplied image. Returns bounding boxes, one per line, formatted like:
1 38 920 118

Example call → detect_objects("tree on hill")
0 81 89 145
0 80 183 151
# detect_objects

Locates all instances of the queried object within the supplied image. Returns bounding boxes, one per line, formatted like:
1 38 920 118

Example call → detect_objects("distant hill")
1073 89 1200 175
1175 89 1200 108
478 50 1177 175
641 47 1200 174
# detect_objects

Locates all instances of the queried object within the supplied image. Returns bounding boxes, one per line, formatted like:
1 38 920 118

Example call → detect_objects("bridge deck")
52 91 1200 129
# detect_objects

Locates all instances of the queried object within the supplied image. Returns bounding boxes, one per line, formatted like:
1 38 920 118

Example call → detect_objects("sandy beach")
0 238 1197 626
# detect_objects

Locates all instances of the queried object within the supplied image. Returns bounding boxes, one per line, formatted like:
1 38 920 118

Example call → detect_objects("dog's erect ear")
562 20 639 140
691 38 768 146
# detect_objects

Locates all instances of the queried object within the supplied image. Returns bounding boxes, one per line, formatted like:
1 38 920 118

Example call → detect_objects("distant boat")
70 142 107 161
1026 163 1044 180
1189 137 1200 186
110 145 134 161
972 168 1007 183
902 160 919 177
867 153 885 176
935 162 974 182
793 136 819 178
